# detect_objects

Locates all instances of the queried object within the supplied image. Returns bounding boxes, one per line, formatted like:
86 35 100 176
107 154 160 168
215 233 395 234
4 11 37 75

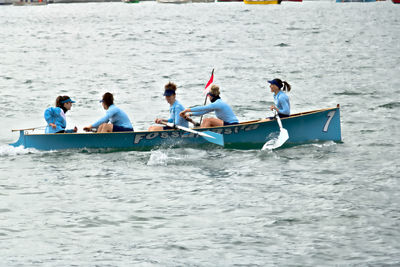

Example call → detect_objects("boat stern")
9 130 26 148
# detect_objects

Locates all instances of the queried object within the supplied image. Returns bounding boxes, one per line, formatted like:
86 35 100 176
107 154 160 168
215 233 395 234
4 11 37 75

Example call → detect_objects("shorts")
268 113 290 120
223 121 239 126
163 126 175 130
113 125 134 132
278 113 290 118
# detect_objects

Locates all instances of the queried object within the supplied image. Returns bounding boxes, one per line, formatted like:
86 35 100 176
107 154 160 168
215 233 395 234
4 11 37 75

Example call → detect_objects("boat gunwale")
16 106 340 137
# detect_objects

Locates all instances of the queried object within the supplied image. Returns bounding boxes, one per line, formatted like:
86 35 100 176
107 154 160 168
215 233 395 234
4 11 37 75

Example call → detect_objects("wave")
333 91 363 96
0 145 39 157
378 102 400 109
311 141 337 148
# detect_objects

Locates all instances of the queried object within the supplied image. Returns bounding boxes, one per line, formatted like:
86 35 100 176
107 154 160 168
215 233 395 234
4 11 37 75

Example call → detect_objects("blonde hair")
210 85 220 96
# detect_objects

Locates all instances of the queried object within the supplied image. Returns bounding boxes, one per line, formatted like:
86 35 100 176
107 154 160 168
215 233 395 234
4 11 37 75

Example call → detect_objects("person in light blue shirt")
148 82 190 131
83 92 133 133
44 96 77 134
268 78 291 117
180 85 239 128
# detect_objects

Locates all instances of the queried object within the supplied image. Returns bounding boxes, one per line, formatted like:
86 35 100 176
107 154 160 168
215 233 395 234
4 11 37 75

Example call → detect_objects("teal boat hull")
10 106 341 151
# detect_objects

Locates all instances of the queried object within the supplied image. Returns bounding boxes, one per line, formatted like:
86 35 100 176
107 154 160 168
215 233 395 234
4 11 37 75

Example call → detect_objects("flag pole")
199 68 214 126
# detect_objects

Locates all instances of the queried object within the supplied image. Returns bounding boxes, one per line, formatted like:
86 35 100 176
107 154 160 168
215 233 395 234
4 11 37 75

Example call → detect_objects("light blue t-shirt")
44 107 66 133
168 100 188 128
44 107 74 133
92 104 133 129
190 99 239 124
274 91 290 115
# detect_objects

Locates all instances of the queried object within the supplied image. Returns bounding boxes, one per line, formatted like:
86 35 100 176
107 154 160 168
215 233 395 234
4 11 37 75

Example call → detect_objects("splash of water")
0 145 39 157
147 150 169 166
311 141 337 148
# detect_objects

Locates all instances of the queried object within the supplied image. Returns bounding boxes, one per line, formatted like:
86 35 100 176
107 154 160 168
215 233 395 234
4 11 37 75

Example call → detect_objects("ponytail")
55 96 63 108
282 81 291 92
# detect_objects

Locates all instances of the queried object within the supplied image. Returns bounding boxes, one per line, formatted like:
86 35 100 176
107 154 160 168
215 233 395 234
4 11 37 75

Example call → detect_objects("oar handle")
158 121 174 128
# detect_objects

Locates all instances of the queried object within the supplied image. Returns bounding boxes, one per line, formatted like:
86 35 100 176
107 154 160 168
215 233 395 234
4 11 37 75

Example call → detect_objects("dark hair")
164 82 177 93
273 78 291 92
102 92 114 107
55 95 70 113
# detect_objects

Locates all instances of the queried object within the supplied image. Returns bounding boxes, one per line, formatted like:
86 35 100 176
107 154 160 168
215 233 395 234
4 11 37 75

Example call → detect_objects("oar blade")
274 128 289 149
202 131 224 147
262 128 289 150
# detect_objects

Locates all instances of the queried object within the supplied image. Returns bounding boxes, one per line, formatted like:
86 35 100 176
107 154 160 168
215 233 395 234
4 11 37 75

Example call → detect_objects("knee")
106 124 113 132
98 123 106 132
201 118 210 127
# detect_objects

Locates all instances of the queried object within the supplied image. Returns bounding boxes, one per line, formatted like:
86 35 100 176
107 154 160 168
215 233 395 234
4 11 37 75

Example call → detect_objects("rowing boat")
13 0 47 5
336 0 383 2
156 0 190 3
9 106 341 151
244 0 280 4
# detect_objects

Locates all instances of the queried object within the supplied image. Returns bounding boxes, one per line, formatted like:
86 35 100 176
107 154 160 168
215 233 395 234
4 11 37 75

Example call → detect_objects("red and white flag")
203 69 214 94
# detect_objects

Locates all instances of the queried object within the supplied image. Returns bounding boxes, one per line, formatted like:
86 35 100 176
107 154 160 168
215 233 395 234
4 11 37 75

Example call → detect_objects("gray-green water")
1 2 399 266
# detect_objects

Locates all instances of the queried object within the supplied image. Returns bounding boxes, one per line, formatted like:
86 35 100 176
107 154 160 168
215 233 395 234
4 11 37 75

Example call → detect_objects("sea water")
0 2 399 266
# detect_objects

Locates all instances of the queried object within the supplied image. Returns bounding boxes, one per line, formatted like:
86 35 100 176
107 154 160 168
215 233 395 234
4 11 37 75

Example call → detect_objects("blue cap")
163 89 175 96
61 98 76 104
268 79 282 89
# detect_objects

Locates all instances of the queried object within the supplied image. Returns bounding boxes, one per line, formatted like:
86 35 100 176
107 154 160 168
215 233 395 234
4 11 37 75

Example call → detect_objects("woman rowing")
148 82 190 131
268 78 291 118
44 96 77 133
83 92 133 133
179 85 239 128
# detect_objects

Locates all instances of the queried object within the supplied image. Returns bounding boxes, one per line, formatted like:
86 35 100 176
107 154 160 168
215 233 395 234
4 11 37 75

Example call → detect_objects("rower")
267 78 291 118
148 82 192 131
180 85 239 128
44 96 77 134
83 92 133 133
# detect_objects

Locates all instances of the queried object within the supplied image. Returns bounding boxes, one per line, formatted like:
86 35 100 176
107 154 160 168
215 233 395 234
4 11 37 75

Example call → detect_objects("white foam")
311 141 337 148
0 145 39 156
146 149 190 166
147 150 169 166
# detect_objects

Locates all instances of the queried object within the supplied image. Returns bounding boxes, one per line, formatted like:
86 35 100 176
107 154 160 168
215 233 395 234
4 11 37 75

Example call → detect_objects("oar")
160 121 224 147
12 126 46 132
262 111 289 150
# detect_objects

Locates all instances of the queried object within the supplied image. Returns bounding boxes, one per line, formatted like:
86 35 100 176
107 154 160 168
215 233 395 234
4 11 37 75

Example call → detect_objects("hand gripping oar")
262 111 289 150
160 122 224 147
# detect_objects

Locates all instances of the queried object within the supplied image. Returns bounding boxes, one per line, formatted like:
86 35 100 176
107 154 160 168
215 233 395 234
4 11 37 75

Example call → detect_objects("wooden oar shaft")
12 126 45 132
